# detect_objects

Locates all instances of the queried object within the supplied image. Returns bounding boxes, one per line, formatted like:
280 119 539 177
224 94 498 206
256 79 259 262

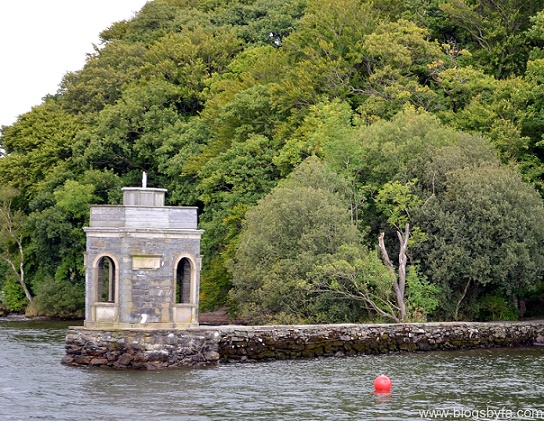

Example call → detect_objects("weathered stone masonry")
84 186 203 330
62 321 544 369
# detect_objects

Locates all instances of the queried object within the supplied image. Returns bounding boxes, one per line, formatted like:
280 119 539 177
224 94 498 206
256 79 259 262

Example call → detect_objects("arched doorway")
97 256 116 303
92 254 119 324
176 258 192 304
173 256 197 326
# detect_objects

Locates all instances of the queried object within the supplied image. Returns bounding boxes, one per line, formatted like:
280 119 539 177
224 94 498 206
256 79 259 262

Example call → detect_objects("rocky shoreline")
62 320 544 370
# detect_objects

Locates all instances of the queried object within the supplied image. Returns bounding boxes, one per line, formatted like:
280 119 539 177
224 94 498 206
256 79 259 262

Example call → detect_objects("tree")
229 157 368 324
0 98 84 204
208 0 306 47
60 41 147 116
29 180 95 287
310 244 400 322
4 0 544 319
197 133 282 310
274 98 356 174
317 179 433 323
375 181 424 322
438 0 544 78
277 0 378 111
356 19 447 119
0 188 33 306
307 180 439 323
410 141 544 320
352 108 459 191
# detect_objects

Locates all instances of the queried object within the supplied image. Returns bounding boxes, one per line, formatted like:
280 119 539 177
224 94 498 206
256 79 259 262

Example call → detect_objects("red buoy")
374 375 392 393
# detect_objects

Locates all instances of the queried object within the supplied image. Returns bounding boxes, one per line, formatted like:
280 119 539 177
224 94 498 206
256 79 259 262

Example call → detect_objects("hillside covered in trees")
2 0 544 322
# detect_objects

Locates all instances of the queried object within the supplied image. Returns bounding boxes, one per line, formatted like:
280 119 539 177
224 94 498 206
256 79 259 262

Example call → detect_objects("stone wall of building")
84 230 202 328
62 321 544 369
62 327 222 369
83 186 203 329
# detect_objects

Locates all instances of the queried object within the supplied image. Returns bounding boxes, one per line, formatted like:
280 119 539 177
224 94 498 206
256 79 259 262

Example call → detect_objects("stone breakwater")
62 321 544 369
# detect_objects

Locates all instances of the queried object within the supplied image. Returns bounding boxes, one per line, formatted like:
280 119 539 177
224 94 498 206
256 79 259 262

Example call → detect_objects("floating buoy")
374 375 392 393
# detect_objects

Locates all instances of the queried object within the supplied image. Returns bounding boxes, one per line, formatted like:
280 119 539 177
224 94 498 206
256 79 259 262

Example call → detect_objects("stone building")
83 183 203 329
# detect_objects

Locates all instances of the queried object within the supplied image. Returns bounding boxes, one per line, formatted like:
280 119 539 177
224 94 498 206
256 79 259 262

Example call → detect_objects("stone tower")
83 181 203 329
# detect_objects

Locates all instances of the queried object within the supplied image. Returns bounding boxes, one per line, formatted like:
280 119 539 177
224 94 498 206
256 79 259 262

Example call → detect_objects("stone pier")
62 320 544 369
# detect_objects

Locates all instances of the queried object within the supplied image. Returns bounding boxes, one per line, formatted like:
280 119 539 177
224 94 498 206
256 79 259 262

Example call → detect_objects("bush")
0 277 27 312
34 277 84 319
229 157 367 324
478 295 519 321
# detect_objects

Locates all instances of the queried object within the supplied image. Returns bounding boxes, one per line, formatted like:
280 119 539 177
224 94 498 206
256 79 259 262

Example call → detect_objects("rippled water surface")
1 319 543 420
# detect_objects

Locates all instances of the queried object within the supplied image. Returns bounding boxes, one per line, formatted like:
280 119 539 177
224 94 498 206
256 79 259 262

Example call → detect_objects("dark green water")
1 319 543 420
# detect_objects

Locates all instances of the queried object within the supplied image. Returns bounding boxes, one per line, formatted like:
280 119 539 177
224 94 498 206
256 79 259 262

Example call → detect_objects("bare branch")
0 191 34 305
378 232 396 277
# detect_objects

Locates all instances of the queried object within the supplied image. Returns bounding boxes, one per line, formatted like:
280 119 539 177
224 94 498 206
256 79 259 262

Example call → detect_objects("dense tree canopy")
230 158 370 324
2 0 544 321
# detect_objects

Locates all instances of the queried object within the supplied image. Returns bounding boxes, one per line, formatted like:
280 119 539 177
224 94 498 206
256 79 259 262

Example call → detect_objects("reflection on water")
1 319 543 420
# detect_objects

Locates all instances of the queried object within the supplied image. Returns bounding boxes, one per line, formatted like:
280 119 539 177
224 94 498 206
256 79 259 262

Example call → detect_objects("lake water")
1 318 544 420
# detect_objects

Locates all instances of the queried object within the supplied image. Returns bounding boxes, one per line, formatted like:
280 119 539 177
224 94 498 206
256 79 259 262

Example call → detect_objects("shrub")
34 277 84 319
478 295 519 321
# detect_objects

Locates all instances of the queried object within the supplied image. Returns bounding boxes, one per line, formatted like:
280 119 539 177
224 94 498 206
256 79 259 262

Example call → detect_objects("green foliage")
274 98 355 174
60 42 148 116
25 179 92 292
402 133 500 197
0 99 84 204
405 267 440 322
376 180 422 228
199 255 233 312
353 108 459 190
34 277 85 319
119 1 180 43
477 295 519 322
413 158 544 319
276 0 378 111
54 181 95 220
438 0 544 78
375 180 427 248
4 0 544 321
357 19 446 118
229 158 365 324
196 133 282 310
207 0 307 46
311 244 398 322
0 276 26 312
0 187 33 306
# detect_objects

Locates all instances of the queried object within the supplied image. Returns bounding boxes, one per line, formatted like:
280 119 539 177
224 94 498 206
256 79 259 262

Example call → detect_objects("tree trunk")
395 223 409 322
0 191 34 306
378 222 410 322
18 241 33 305
2 252 33 306
454 279 471 320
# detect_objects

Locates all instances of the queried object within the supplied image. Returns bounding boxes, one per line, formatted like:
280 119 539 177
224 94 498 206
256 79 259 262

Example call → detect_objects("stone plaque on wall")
132 255 162 270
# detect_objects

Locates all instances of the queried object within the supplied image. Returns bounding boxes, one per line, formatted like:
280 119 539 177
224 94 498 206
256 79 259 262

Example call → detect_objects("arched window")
97 256 116 303
176 258 192 304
